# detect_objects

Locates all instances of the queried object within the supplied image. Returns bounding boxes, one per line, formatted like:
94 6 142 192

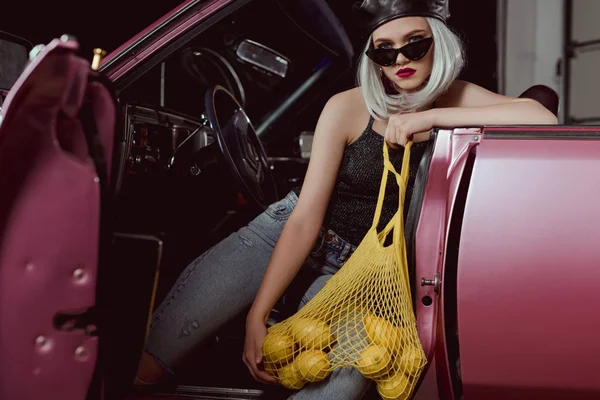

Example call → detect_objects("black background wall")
0 0 498 91
449 0 498 92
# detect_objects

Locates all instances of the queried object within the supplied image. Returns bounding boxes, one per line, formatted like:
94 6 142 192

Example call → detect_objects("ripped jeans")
144 191 372 399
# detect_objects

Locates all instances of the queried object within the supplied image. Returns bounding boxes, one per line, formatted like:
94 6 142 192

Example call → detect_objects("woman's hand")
243 313 278 385
384 110 435 147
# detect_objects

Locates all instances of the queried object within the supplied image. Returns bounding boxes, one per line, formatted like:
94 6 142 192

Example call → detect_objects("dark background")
0 0 498 90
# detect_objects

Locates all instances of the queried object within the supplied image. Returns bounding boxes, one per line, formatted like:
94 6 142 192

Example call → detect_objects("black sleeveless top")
295 116 428 246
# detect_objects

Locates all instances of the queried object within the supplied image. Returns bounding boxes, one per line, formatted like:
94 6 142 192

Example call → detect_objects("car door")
0 35 116 400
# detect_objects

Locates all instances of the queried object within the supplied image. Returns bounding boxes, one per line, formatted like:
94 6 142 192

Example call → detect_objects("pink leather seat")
0 37 115 400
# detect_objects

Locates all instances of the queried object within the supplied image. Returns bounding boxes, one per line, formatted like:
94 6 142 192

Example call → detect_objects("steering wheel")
204 85 278 209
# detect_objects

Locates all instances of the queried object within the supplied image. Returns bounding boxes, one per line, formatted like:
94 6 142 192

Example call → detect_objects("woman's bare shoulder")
327 87 367 112
321 87 371 140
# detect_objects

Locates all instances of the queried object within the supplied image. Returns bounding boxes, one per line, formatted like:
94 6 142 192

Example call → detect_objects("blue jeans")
145 191 372 399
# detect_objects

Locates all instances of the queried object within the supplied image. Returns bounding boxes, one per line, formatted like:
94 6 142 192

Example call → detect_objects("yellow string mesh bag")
262 141 427 399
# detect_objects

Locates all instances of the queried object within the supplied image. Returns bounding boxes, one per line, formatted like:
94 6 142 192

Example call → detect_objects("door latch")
421 274 441 294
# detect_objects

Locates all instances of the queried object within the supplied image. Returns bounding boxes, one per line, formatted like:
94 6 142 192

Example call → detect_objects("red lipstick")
396 68 416 78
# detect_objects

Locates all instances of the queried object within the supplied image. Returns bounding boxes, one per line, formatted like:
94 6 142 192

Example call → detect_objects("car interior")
0 0 561 399
114 0 355 267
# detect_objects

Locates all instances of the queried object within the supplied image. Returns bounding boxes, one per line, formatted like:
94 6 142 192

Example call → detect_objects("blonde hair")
357 17 465 119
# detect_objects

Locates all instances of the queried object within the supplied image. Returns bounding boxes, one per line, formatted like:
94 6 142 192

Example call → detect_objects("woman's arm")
243 90 360 383
388 80 559 146
247 94 352 321
430 80 558 126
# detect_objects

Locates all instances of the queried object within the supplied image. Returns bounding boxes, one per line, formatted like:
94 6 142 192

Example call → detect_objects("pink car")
1 1 599 400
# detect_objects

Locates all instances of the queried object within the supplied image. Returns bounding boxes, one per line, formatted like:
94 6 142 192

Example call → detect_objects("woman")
136 0 557 398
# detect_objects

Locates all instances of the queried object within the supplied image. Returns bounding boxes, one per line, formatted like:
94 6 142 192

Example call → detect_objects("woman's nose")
396 51 409 65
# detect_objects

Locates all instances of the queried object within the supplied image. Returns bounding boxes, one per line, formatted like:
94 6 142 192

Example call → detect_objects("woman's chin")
393 77 426 92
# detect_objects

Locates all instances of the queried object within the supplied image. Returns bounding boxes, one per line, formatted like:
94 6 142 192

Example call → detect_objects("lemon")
278 361 305 390
295 349 331 382
396 347 425 376
363 315 404 354
290 318 335 350
262 331 295 364
264 360 278 378
356 344 392 379
377 371 411 400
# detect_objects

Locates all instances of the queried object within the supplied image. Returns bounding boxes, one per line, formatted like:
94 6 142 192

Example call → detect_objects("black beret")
353 0 450 34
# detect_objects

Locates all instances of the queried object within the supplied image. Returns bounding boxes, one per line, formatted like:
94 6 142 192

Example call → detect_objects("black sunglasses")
366 37 434 67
